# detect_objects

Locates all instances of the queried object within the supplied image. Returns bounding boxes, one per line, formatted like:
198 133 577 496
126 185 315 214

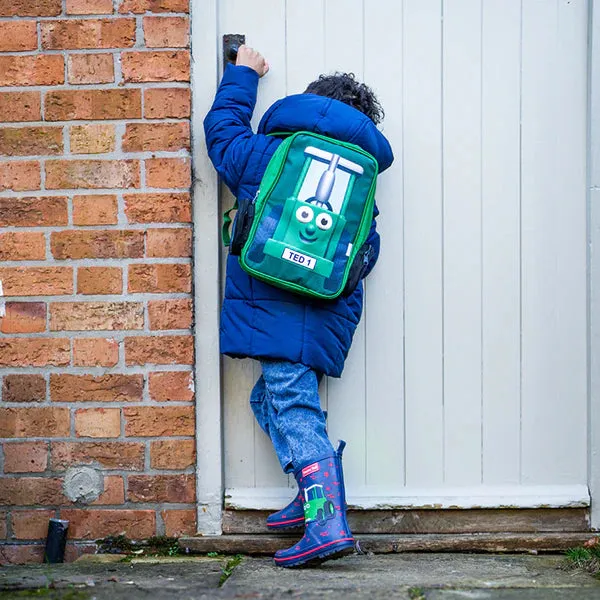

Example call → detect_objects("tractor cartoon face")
281 199 341 257
303 484 336 525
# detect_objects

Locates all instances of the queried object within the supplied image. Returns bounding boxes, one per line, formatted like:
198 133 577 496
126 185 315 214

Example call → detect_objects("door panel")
216 0 589 509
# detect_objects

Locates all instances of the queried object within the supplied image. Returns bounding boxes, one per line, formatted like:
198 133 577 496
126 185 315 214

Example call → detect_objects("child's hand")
236 45 269 78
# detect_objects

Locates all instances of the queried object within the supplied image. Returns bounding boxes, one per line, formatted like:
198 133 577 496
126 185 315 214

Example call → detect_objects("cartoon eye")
316 214 333 231
296 206 314 223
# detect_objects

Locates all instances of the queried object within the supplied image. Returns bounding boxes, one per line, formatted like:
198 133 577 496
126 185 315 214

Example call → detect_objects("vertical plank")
285 0 326 94
363 1 405 486
323 0 367 491
286 0 330 446
480 0 521 484
219 0 288 490
589 0 600 531
253 360 289 488
223 356 257 488
442 0 483 485
520 0 588 485
403 0 445 487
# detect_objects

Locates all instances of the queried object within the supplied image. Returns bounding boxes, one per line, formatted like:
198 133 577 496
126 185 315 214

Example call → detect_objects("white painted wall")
193 0 591 520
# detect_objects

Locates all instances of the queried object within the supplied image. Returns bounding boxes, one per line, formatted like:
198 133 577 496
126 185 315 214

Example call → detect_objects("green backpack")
224 131 379 300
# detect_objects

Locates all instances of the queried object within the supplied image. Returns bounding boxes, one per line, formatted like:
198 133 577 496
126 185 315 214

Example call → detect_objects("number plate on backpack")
281 247 316 270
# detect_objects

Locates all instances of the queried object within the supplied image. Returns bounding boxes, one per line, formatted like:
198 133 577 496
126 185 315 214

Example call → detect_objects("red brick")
0 339 70 367
146 228 191 258
67 0 114 14
77 267 122 295
0 544 44 565
51 374 143 402
4 442 48 473
119 0 188 13
0 21 37 51
0 92 41 123
73 338 119 367
128 474 194 503
50 301 143 331
0 55 64 87
0 232 46 261
0 0 61 16
2 375 46 403
122 122 189 152
125 335 193 365
51 230 144 259
12 510 55 540
0 302 46 334
92 475 125 505
0 128 60 159
59 509 155 540
42 18 136 50
0 408 69 438
148 299 192 331
0 161 40 191
0 512 6 539
51 442 144 470
145 157 191 188
144 88 190 119
150 439 194 469
46 160 140 189
46 89 141 120
124 405 194 436
0 267 72 296
71 124 115 154
68 53 115 84
124 192 190 223
0 196 67 226
149 370 193 401
161 509 196 537
75 408 121 438
143 16 189 48
121 50 189 83
0 127 62 157
73 195 118 225
128 263 191 293
0 478 65 506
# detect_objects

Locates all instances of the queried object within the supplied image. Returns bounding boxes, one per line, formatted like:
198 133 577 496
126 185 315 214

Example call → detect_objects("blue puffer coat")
204 65 394 377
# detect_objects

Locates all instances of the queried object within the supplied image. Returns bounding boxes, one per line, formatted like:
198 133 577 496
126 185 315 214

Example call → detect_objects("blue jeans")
249 360 334 473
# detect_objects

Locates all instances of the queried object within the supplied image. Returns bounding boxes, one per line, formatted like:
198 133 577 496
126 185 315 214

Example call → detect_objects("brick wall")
0 0 195 565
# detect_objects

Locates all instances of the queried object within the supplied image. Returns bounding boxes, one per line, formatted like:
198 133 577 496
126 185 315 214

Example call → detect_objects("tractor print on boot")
274 441 354 568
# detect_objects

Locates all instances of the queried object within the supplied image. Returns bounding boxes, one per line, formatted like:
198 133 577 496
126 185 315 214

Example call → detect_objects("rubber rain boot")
266 490 304 530
266 411 328 531
274 441 354 567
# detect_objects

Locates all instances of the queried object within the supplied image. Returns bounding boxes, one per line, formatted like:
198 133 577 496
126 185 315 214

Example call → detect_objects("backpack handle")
222 199 237 246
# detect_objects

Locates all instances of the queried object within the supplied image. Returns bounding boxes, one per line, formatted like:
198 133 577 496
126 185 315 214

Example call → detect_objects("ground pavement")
1 552 600 599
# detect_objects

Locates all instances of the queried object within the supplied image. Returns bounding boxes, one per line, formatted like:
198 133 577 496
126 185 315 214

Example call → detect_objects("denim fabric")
250 360 333 473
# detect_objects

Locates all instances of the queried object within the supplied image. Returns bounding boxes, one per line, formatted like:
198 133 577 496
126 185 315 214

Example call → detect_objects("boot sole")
274 539 355 568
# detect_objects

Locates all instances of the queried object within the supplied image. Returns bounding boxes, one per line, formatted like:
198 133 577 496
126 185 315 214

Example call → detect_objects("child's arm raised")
203 47 272 197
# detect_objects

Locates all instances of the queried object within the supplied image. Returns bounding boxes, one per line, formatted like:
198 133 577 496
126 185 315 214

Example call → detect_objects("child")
204 46 394 567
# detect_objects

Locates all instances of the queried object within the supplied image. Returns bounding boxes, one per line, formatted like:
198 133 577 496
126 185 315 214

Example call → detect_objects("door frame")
589 0 600 532
191 0 223 535
191 0 600 535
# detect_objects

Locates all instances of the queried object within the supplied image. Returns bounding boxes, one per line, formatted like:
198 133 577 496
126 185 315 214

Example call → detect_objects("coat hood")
258 93 394 173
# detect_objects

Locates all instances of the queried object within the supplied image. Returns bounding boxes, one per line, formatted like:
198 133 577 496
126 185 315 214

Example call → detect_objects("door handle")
223 34 245 69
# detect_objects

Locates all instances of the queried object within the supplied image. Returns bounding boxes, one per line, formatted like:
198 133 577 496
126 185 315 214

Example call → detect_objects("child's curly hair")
304 72 384 125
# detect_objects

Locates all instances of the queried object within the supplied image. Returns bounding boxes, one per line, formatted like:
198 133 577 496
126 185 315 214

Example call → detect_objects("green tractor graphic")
303 484 336 525
264 146 364 278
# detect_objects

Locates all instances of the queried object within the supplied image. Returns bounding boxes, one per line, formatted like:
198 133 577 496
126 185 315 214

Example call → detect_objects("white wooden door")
217 0 590 511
